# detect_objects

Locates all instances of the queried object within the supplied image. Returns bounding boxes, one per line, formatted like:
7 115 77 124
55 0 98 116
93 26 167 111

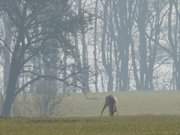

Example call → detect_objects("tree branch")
0 39 13 54
16 69 85 95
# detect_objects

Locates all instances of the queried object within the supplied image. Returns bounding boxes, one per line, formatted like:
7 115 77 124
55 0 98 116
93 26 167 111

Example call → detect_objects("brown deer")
101 95 118 116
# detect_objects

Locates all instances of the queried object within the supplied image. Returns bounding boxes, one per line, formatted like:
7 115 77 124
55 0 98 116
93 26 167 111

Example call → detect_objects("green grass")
13 91 180 117
0 116 180 135
1 92 180 135
57 91 180 117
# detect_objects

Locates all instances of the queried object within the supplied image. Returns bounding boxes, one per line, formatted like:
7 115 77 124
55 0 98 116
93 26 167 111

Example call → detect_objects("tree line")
0 0 179 116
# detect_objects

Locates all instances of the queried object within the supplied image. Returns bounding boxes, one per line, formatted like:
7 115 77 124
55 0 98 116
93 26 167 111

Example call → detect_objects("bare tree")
0 0 82 117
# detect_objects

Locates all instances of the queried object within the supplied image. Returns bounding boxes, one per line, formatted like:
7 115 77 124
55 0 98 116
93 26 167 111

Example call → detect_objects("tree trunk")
79 0 90 93
1 61 20 117
137 0 148 90
93 0 99 92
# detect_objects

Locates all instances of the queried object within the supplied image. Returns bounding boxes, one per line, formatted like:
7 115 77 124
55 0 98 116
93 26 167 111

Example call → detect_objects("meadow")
0 116 180 135
57 91 180 117
1 91 180 135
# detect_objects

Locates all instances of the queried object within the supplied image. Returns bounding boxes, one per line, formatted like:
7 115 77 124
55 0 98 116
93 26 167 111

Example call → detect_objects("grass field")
57 91 180 117
1 92 180 135
0 116 180 135
12 91 180 117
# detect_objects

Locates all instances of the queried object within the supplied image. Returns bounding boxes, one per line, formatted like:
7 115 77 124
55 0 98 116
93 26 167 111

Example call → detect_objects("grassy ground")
0 116 180 135
12 91 180 117
1 92 180 135
57 91 180 117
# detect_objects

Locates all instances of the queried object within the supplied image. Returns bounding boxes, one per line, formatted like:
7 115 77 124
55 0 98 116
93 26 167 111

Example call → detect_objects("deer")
101 95 118 116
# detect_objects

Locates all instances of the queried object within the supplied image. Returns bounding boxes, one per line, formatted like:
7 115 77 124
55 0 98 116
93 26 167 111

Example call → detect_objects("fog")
0 0 179 117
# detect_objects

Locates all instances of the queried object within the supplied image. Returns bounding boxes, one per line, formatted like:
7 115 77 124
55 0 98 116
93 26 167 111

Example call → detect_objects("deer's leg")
109 104 114 116
101 104 107 116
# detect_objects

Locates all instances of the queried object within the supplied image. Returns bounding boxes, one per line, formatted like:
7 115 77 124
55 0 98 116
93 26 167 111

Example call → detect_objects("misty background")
0 0 179 117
